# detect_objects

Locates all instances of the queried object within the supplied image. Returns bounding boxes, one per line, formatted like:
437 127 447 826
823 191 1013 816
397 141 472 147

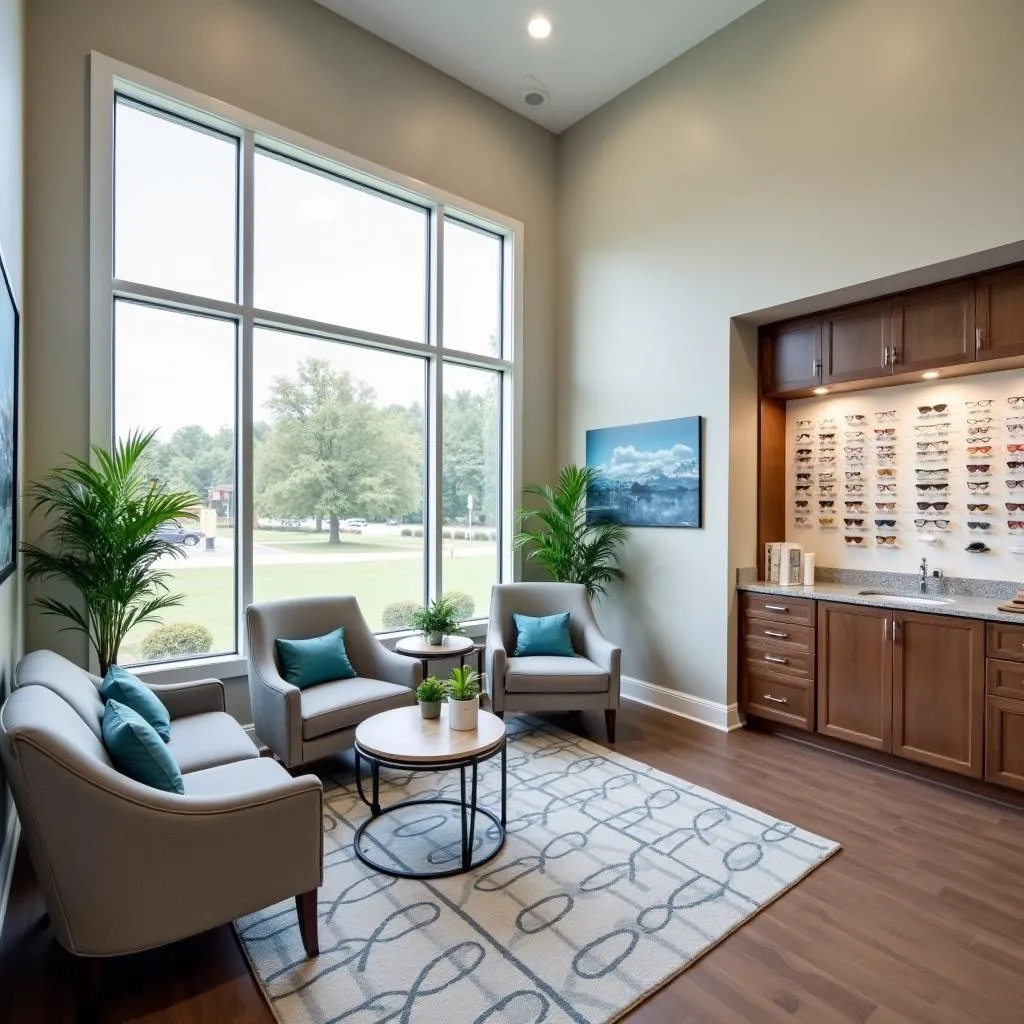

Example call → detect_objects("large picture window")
96 68 518 670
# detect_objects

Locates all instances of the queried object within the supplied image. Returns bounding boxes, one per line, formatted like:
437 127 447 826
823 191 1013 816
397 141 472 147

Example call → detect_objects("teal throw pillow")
276 627 357 689
100 665 171 743
102 700 184 794
513 612 575 657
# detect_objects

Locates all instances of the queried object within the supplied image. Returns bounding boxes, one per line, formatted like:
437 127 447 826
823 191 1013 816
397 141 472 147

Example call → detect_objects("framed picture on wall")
0 242 19 586
586 415 704 528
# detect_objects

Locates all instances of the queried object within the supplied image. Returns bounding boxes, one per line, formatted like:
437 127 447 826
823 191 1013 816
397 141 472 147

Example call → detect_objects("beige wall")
24 0 559 663
0 0 22 920
559 0 1024 707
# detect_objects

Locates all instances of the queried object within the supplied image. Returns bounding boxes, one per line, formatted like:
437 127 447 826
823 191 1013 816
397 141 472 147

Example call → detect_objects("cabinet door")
892 612 984 777
892 280 975 373
817 602 892 751
821 300 891 385
761 320 822 394
986 696 1024 791
976 265 1024 361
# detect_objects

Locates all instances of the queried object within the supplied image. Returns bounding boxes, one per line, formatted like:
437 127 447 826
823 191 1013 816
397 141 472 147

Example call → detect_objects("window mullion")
238 129 256 652
427 207 445 603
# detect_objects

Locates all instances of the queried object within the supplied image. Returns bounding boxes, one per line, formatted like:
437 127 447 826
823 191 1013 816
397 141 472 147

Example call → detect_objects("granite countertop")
738 578 1024 624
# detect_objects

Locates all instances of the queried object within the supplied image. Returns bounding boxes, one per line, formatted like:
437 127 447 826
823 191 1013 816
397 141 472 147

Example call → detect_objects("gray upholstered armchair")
0 651 323 963
246 595 420 768
486 583 622 742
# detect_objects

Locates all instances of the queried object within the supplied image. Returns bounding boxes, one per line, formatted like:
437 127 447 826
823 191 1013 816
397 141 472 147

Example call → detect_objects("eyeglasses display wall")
785 368 1024 581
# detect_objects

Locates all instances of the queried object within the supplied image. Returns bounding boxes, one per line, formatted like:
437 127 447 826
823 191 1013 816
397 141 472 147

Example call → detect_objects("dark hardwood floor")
2 701 1024 1023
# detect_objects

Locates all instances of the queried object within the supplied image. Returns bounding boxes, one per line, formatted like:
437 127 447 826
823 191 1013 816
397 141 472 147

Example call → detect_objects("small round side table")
395 634 480 678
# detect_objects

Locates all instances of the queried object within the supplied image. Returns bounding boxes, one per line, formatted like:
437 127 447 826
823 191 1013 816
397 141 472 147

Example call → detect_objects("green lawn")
119 552 498 664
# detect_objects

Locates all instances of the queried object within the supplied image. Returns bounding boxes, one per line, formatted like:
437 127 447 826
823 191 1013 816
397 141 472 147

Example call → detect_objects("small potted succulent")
410 597 461 646
415 676 446 720
446 666 481 732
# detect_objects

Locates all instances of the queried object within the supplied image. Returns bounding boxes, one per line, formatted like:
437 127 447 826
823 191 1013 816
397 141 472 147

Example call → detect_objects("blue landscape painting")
586 416 703 528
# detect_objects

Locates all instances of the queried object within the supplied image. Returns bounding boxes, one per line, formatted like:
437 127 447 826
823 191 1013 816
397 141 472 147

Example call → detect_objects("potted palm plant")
514 464 628 599
410 596 461 646
446 665 480 731
22 430 203 674
415 676 446 720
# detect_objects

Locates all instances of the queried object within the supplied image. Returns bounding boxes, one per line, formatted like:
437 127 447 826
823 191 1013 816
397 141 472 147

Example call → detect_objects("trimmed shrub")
473 531 492 542
413 528 423 537
453 530 467 540
443 591 475 621
381 600 420 630
442 529 453 539
140 622 214 660
400 527 412 537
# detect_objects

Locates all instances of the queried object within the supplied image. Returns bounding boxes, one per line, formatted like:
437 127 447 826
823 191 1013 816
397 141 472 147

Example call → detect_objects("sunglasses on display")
875 519 896 527
845 536 864 545
845 415 867 424
876 468 897 478
845 431 867 441
967 521 991 531
877 483 897 493
1010 521 1024 530
796 421 812 430
968 446 993 455
794 517 811 527
1007 503 1024 512
967 481 991 491
1008 397 1024 409
966 400 993 410
917 405 948 414
846 501 866 511
845 483 865 493
1010 424 1024 434
795 434 811 443
1008 445 1024 453
917 441 949 452
844 518 864 527
917 483 950 492
796 448 812 456
967 427 992 436
918 501 949 511
1009 480 1024 489
795 484 811 493
1009 462 1024 471
967 464 991 473
845 472 863 480
844 446 864 455
875 410 897 421
796 473 812 481
795 502 810 510
967 416 992 425
915 519 950 529
876 535 897 546
875 502 897 511
875 428 896 438
819 456 837 465
916 468 949 475
967 503 990 512
820 517 836 527
914 423 949 434
820 500 836 508
819 433 836 441
820 486 836 495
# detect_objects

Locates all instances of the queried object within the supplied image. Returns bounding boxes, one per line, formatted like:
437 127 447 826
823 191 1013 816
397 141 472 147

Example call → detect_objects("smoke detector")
520 76 550 108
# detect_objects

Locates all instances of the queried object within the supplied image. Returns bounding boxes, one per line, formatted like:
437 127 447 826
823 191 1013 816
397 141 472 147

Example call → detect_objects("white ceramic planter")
448 696 479 731
427 630 443 646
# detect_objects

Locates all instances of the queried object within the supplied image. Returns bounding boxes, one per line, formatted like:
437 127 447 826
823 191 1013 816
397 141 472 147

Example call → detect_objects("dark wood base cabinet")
986 698 1024 790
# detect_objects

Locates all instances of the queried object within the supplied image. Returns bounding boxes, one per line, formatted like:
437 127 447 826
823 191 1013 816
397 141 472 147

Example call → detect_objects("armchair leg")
605 709 617 744
295 890 319 958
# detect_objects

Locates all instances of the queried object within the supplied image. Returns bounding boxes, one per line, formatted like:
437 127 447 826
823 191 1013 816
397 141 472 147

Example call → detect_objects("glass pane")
443 219 502 357
113 301 237 664
114 99 238 300
252 328 426 631
255 152 428 342
442 364 501 621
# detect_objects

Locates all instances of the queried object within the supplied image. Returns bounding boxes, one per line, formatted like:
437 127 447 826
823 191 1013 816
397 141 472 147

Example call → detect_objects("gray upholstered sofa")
0 650 323 961
246 595 420 769
486 583 622 742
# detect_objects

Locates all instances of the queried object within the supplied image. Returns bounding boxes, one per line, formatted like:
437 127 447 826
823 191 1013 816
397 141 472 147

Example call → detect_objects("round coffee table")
353 705 507 879
394 633 479 678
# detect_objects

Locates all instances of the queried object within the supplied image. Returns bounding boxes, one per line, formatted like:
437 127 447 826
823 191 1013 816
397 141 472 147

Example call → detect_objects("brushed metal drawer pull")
764 654 788 664
763 693 789 704
764 630 789 638
764 604 789 612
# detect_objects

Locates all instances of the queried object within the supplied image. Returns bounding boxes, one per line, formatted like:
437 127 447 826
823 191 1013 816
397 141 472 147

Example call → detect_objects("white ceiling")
315 0 765 133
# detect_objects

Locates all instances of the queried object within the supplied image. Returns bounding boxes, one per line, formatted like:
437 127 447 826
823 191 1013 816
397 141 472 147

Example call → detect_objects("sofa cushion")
167 711 258 775
513 612 575 657
300 677 413 740
102 700 184 794
276 627 357 689
504 655 609 694
15 650 105 741
100 666 171 742
183 756 292 797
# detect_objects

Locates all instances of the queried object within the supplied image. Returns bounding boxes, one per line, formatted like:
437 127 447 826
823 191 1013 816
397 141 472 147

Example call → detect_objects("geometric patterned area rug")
237 717 839 1023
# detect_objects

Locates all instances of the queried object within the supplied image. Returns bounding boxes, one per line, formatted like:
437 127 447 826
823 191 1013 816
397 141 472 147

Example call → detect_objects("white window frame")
88 53 523 682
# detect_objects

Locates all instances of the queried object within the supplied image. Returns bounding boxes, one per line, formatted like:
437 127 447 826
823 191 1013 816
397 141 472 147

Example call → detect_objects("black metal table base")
353 741 507 879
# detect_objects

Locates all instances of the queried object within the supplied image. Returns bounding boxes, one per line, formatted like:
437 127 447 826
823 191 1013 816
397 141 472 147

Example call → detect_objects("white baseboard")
0 805 21 939
621 676 742 732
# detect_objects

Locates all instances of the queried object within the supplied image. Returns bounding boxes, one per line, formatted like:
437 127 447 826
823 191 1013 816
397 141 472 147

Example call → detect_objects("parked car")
384 518 399 527
154 524 202 547
343 517 367 529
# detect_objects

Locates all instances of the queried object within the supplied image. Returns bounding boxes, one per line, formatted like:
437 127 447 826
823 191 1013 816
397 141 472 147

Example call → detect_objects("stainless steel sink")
857 589 955 606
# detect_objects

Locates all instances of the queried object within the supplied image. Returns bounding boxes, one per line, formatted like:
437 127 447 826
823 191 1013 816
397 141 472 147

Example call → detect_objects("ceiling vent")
520 76 550 108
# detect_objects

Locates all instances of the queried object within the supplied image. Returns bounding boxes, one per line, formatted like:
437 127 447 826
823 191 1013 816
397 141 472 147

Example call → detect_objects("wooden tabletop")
355 705 506 764
394 634 476 658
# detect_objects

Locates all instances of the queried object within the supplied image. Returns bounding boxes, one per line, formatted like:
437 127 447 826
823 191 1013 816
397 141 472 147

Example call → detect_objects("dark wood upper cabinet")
821 300 891 385
761 319 822 394
891 612 984 778
817 602 892 752
976 264 1024 361
892 280 976 373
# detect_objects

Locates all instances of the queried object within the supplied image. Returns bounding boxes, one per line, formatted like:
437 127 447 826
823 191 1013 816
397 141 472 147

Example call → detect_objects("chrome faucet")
920 558 928 593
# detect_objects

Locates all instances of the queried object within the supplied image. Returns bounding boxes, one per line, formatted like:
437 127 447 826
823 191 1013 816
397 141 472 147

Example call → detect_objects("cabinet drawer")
986 696 1024 791
743 638 814 681
742 668 814 730
986 621 1024 663
742 619 815 653
740 592 815 625
987 658 1024 699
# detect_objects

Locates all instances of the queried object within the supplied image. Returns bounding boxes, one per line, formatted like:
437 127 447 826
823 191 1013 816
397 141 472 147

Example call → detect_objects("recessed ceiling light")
922 370 940 380
528 15 552 39
813 387 829 395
